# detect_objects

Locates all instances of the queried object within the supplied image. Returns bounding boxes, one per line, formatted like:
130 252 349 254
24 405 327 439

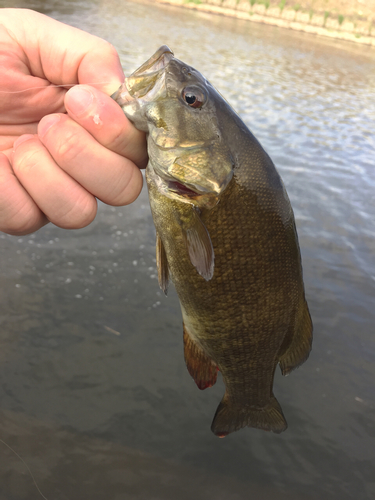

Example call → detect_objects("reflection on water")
0 0 375 499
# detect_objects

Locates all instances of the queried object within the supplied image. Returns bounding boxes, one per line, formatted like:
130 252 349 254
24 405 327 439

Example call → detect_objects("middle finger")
38 113 143 206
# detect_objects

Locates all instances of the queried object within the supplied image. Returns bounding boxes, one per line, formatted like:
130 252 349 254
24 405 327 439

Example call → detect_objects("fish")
112 46 313 437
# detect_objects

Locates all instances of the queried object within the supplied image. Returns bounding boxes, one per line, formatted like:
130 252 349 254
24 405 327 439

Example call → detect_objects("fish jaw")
111 45 174 131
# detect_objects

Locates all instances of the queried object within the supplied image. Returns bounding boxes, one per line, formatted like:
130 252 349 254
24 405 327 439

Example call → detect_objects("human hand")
0 8 147 236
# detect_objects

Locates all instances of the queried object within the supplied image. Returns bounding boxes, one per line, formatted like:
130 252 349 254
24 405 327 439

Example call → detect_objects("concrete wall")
158 0 375 46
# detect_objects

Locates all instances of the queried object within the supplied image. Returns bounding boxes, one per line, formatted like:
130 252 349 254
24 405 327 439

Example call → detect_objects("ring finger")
11 135 98 229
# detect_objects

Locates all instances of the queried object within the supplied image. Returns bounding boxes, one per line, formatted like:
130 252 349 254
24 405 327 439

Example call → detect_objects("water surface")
0 0 375 499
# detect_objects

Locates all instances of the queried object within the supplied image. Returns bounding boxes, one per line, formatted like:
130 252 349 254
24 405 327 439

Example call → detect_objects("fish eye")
182 86 206 109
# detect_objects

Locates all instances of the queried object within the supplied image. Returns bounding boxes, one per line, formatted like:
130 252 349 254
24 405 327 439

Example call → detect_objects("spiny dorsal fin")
156 232 169 295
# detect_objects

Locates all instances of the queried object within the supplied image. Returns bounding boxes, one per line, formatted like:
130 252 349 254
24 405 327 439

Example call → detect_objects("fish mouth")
132 45 174 78
112 46 174 105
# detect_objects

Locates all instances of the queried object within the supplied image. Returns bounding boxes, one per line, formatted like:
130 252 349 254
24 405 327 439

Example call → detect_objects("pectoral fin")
156 232 169 295
180 208 214 281
183 324 218 390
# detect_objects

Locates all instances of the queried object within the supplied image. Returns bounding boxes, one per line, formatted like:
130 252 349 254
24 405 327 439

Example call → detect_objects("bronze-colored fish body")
113 46 312 436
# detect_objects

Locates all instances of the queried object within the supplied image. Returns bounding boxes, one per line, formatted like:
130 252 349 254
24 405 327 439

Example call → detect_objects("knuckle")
56 195 97 229
13 146 41 176
104 42 119 59
54 128 83 165
106 127 148 169
0 164 45 235
108 166 143 206
107 130 131 154
1 203 44 236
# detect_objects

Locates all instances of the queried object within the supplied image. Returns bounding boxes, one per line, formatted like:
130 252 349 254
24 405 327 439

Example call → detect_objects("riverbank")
153 0 375 46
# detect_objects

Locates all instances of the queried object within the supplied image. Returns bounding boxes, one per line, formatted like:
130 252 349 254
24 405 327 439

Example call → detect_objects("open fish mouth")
131 45 174 78
112 45 174 105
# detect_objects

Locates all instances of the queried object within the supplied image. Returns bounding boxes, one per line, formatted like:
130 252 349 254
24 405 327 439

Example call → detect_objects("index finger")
63 85 148 169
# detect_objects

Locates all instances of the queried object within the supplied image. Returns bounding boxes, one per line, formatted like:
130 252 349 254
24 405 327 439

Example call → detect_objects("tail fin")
211 393 287 437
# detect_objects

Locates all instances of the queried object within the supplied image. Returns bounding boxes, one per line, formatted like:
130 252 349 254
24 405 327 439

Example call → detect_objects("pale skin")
0 8 148 236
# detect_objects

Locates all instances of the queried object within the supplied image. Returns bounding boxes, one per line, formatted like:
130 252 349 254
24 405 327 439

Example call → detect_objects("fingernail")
13 134 35 151
65 86 94 116
38 114 61 138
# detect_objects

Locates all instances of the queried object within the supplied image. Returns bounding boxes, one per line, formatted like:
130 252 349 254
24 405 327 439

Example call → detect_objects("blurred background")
0 0 374 499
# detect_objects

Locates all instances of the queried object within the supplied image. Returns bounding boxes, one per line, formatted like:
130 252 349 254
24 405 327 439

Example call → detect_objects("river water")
0 0 375 499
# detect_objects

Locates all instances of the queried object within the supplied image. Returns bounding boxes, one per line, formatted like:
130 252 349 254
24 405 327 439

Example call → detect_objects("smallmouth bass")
112 46 313 437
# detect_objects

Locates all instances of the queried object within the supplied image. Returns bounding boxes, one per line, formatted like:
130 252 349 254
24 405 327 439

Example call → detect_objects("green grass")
293 3 300 20
253 0 269 8
338 14 344 26
324 11 330 26
279 0 286 11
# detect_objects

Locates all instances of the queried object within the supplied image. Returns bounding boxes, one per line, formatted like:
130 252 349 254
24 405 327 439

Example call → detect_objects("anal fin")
183 324 218 390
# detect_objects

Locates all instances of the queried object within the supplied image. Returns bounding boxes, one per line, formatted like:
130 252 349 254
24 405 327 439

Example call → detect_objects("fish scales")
112 46 313 436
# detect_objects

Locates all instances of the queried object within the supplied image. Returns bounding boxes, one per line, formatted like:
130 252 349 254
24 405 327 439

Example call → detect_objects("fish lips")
111 45 173 110
132 45 174 77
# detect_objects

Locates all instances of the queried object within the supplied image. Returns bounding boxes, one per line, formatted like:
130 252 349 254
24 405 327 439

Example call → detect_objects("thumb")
77 42 125 96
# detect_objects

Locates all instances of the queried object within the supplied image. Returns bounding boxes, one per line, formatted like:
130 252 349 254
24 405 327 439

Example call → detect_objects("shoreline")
153 0 375 47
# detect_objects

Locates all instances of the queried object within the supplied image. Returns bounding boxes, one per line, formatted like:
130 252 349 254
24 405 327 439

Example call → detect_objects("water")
0 0 375 498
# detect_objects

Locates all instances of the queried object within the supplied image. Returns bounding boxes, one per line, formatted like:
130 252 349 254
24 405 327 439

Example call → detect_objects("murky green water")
0 0 375 499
